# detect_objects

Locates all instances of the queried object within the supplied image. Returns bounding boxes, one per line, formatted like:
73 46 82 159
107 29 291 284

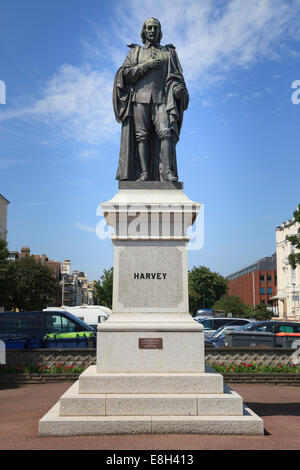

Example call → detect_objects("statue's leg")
153 104 178 182
137 141 149 180
160 138 178 182
133 103 151 181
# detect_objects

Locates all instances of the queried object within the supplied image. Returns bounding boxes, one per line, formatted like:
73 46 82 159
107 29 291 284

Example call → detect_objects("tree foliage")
0 237 9 263
287 204 300 269
93 267 113 309
1 239 60 311
0 238 10 308
2 255 60 311
212 294 252 318
213 293 274 320
250 303 274 321
188 266 228 315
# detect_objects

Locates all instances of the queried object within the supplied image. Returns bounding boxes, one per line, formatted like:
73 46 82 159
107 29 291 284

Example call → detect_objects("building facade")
275 219 300 320
61 260 71 276
228 254 277 310
0 194 9 240
61 266 92 307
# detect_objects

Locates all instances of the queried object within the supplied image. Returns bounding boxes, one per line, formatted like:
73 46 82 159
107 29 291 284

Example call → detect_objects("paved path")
0 381 299 450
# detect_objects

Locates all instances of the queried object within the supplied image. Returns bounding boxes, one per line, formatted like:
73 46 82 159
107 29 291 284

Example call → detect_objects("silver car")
194 317 252 338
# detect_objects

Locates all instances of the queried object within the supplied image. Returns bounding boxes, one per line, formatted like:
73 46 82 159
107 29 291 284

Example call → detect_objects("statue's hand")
147 58 163 69
138 59 162 76
174 84 185 99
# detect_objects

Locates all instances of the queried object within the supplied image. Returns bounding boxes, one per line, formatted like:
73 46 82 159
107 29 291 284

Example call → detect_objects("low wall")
4 347 297 368
205 347 297 366
4 348 96 368
1 348 299 386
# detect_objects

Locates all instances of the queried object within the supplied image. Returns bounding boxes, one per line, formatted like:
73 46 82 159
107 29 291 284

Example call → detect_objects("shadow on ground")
245 402 300 417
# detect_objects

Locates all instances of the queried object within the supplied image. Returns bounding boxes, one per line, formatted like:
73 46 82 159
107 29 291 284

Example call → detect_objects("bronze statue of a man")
113 17 189 182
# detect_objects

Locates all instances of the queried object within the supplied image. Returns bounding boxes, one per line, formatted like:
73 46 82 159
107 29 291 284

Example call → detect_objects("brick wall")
228 270 277 306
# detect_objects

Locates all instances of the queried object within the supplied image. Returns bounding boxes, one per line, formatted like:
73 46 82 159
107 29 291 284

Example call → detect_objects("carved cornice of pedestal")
101 189 201 242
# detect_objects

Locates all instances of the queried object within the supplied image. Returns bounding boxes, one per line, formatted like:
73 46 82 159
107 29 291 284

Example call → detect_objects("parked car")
226 321 300 348
234 320 300 334
0 310 96 348
194 316 252 338
43 306 111 330
204 325 245 348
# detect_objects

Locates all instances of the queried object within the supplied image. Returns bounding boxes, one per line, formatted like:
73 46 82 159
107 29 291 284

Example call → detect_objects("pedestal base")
39 366 263 436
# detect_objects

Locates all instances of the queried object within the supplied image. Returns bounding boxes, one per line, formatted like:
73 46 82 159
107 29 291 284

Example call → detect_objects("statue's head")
141 17 162 44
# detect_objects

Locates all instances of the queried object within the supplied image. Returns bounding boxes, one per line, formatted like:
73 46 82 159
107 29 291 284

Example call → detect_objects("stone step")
59 382 243 417
39 402 263 436
78 366 224 394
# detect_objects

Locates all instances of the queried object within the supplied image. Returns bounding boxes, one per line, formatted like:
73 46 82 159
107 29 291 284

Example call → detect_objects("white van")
43 305 111 330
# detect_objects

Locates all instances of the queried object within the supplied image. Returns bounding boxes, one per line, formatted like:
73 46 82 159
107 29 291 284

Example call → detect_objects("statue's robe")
113 44 189 181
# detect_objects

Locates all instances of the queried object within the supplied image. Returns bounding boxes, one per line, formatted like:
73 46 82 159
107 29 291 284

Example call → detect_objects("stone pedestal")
39 183 263 436
96 183 204 375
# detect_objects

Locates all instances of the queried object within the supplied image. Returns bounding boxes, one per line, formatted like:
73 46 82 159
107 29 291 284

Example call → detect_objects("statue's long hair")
140 18 162 44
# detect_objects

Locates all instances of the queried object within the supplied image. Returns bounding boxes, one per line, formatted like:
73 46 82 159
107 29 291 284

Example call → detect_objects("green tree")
212 294 252 318
251 303 274 321
93 267 113 309
188 266 228 315
287 204 300 269
2 255 60 311
0 238 10 308
0 237 9 263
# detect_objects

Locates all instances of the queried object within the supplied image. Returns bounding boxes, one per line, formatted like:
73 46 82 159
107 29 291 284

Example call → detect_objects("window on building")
260 274 265 282
267 287 272 295
260 287 265 294
267 274 272 282
260 299 265 304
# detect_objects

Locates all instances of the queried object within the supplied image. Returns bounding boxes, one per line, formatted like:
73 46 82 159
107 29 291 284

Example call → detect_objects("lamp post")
251 271 255 307
62 275 65 306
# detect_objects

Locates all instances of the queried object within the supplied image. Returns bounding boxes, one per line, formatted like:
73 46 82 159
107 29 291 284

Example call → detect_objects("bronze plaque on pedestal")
139 338 163 349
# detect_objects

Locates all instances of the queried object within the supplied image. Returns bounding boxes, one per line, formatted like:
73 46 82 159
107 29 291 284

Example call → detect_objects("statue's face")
144 19 160 44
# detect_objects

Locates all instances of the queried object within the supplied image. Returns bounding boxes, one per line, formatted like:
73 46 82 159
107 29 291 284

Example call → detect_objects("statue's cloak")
113 45 189 181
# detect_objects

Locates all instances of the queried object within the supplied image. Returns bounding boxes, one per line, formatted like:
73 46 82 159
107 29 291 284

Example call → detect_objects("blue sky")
1 0 300 281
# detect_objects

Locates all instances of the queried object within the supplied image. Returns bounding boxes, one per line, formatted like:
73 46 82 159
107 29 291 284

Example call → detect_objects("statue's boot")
160 138 178 182
138 172 148 182
166 170 178 182
137 141 149 181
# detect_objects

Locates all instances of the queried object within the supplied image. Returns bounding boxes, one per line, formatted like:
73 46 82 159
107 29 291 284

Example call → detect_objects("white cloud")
74 222 96 234
225 92 239 100
243 91 263 101
202 99 214 108
0 64 118 145
77 148 99 160
0 156 34 169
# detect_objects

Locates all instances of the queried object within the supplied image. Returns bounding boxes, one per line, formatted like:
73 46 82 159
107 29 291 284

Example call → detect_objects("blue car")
204 325 247 348
0 310 96 348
